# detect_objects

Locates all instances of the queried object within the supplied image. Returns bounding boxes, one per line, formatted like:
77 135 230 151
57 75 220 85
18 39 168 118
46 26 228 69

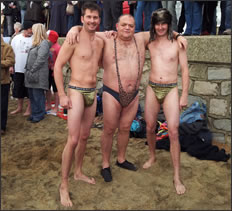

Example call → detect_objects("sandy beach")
1 98 231 210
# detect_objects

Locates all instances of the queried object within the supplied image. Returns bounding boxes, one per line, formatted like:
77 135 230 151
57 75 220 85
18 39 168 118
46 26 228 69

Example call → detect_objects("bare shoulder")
95 36 104 47
61 39 77 50
171 39 180 48
135 31 150 46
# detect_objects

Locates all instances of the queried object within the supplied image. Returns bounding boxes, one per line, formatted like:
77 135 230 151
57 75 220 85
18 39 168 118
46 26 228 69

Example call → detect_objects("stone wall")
58 36 231 144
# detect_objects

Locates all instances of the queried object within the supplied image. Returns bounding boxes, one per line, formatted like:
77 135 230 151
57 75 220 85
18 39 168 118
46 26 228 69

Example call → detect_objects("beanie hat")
47 30 59 43
22 20 34 30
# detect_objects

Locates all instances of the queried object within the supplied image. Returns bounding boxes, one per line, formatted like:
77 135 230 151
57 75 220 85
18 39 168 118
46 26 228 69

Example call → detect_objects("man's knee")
68 135 79 148
80 130 91 142
145 120 156 134
118 124 131 133
168 125 179 140
103 125 116 136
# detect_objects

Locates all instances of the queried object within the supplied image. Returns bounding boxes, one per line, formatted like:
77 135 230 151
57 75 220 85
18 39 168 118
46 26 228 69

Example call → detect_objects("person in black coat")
24 1 45 24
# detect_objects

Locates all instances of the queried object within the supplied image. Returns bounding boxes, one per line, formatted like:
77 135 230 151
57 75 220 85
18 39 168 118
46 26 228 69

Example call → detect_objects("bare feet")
59 184 73 207
173 179 186 195
23 111 31 116
142 157 156 169
74 173 96 184
10 109 22 115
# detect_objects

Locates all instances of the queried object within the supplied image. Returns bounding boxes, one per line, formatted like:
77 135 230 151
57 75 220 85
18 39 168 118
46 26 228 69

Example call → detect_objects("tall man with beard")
54 2 103 207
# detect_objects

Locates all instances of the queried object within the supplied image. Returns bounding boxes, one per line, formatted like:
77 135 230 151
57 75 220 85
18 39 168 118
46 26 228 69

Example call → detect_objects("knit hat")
47 30 59 43
22 20 34 30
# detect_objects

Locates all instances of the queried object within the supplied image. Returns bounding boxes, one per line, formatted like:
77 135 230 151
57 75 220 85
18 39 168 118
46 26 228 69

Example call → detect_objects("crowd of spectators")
1 1 231 38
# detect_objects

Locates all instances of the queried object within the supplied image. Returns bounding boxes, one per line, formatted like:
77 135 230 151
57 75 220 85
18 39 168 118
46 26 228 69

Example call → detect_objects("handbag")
66 3 74 15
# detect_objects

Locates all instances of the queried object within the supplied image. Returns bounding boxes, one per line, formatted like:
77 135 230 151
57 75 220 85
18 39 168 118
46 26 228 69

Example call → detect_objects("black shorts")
48 69 57 93
12 72 28 98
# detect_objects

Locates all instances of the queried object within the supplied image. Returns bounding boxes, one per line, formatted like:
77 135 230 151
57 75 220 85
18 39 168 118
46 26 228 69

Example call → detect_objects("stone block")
208 67 231 80
213 119 231 132
186 36 231 63
221 81 231 95
189 64 207 79
209 99 227 116
226 136 231 145
193 81 219 96
212 133 225 143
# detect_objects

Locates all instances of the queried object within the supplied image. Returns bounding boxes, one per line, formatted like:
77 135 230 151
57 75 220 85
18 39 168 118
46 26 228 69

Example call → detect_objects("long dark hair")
149 8 173 43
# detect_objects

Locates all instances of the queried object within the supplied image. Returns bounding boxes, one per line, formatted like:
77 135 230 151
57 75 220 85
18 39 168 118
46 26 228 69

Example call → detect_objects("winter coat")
1 37 15 84
24 40 51 90
24 1 45 23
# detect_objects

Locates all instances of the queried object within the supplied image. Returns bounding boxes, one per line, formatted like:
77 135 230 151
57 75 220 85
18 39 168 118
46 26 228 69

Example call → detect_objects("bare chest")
74 41 101 61
149 42 178 62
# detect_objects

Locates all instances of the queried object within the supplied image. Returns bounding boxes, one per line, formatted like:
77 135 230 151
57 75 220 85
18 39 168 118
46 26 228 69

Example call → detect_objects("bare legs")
46 90 59 113
144 87 186 194
59 90 96 207
73 130 95 184
10 98 31 116
101 93 139 169
143 87 160 169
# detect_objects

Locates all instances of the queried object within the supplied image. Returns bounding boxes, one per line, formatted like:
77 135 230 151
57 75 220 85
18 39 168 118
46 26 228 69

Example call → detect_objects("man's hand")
66 26 80 45
177 35 187 50
59 95 72 110
9 66 14 74
179 95 188 110
104 30 117 39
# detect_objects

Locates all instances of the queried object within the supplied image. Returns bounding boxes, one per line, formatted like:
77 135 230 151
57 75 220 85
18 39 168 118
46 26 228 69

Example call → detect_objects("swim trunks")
103 84 138 106
149 81 177 104
68 85 96 107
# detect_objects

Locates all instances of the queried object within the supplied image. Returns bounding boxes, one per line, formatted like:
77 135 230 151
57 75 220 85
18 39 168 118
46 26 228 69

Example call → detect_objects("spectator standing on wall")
103 0 123 31
223 0 231 35
184 1 203 35
134 1 161 32
161 1 178 31
18 0 27 25
2 1 19 37
48 0 68 37
201 1 218 35
24 1 46 24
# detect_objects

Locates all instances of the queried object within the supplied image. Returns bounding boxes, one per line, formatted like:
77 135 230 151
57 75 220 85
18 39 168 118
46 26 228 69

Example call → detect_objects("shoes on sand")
101 167 112 182
116 160 137 171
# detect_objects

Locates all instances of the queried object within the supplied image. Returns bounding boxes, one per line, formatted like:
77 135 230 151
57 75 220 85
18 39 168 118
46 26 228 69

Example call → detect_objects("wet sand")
1 98 231 210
